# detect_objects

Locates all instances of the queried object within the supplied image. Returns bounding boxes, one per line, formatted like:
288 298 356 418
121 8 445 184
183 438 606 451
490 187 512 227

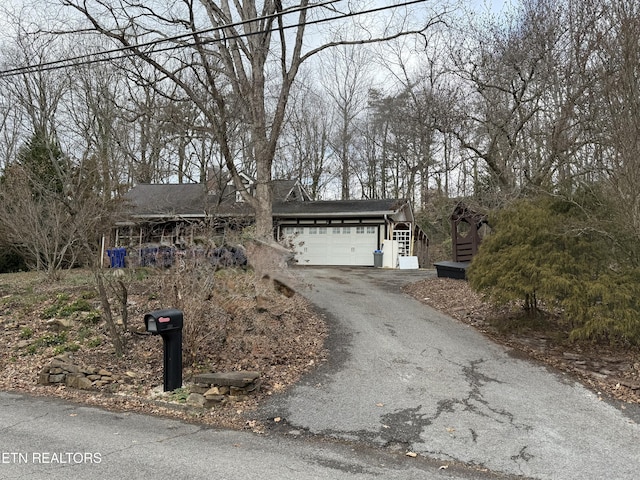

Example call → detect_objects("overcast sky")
0 1 513 72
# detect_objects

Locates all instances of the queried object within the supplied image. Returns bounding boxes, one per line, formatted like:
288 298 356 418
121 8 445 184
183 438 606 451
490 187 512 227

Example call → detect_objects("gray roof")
273 199 408 217
124 184 208 217
123 182 407 220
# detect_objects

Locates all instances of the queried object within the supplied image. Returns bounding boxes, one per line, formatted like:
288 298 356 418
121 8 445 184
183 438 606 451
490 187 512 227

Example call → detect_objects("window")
356 226 365 234
318 227 327 234
367 226 376 234
283 227 295 235
332 227 341 234
309 227 317 235
343 227 351 234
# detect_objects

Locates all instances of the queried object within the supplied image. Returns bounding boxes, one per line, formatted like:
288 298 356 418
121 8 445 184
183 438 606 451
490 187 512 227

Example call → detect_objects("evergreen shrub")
468 195 640 345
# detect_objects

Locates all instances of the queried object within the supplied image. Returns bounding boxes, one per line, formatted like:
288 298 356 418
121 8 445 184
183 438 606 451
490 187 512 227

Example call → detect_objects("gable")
272 179 311 202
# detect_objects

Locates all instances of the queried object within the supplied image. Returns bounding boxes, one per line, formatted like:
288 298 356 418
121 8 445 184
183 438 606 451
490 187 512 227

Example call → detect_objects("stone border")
38 353 128 390
186 371 261 408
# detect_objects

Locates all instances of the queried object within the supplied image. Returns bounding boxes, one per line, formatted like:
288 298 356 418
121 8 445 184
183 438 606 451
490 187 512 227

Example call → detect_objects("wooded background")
3 1 634 206
1 0 639 343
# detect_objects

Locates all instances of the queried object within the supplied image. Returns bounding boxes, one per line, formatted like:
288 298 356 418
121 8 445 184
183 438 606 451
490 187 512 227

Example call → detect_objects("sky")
473 0 512 14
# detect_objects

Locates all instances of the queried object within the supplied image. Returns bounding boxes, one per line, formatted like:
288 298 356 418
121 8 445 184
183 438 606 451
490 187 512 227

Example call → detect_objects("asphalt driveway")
260 267 640 479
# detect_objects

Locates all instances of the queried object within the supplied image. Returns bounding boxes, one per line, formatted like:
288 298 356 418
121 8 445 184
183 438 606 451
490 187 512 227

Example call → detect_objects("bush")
565 269 640 344
468 195 640 345
41 294 96 320
468 197 586 312
20 327 34 339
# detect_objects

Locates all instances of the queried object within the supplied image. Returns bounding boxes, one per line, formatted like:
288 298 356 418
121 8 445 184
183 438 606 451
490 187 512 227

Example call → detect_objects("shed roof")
274 198 408 217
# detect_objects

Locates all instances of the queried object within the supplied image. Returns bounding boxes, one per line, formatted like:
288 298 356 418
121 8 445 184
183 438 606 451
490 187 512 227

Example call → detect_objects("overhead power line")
0 0 430 78
0 0 338 77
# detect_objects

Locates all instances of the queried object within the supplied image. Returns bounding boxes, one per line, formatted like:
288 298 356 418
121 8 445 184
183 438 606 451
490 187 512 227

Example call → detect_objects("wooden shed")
434 202 488 279
450 202 488 262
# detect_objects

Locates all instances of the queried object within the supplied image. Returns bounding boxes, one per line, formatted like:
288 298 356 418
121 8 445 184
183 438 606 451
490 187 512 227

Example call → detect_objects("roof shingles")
124 183 407 219
124 184 207 217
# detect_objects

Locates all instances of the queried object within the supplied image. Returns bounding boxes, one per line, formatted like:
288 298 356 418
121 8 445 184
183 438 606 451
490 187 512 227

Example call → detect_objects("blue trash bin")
107 248 126 268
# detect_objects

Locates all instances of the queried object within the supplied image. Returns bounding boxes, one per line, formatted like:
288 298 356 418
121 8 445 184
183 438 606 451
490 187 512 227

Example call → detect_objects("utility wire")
0 0 430 78
0 0 339 77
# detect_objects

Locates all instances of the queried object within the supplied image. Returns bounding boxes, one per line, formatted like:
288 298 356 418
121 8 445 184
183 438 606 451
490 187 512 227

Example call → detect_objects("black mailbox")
144 309 183 392
144 309 183 334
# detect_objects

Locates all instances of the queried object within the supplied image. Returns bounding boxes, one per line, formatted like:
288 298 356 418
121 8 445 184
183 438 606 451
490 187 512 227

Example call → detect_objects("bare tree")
0 133 118 272
0 162 71 274
321 42 373 199
591 0 640 265
63 58 130 197
449 0 557 199
2 30 68 144
60 0 444 239
0 77 23 173
353 91 387 200
447 0 610 204
277 76 334 199
114 65 181 184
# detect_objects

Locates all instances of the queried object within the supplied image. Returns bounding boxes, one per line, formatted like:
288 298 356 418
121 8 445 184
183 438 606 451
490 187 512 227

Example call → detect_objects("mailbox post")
144 309 183 392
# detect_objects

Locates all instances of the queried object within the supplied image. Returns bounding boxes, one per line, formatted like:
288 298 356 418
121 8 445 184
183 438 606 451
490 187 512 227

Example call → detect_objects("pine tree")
16 132 67 196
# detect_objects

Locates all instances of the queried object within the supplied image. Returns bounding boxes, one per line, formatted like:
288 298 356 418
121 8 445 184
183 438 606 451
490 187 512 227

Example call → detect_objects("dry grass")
0 260 327 428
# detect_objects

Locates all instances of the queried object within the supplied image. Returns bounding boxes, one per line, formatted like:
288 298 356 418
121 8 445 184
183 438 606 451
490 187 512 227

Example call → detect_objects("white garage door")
283 225 378 266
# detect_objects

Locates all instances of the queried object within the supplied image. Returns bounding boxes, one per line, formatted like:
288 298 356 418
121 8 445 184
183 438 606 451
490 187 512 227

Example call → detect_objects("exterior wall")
277 218 388 249
276 214 424 267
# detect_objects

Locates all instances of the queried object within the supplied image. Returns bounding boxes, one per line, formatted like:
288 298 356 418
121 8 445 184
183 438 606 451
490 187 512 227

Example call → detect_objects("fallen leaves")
403 277 640 405
0 268 329 429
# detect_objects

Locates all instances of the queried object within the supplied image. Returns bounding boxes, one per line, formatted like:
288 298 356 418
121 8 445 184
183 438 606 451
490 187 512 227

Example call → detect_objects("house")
112 178 428 268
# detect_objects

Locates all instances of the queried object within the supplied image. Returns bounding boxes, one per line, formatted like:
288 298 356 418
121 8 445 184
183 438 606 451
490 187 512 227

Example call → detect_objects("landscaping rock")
188 371 261 408
38 357 121 391
66 373 93 390
186 393 206 407
193 371 260 388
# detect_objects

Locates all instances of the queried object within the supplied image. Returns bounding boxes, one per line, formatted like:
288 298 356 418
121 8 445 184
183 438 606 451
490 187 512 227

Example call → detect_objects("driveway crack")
461 359 531 431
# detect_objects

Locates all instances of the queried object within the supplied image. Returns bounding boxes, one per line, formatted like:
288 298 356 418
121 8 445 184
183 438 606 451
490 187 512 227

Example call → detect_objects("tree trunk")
94 271 124 357
254 180 273 241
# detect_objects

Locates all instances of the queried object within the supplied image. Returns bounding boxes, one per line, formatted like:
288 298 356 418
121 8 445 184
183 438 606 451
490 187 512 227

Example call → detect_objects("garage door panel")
284 226 378 266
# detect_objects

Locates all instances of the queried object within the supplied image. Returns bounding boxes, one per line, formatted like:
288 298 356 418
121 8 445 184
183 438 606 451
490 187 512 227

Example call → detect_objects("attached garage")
274 199 419 267
281 225 380 266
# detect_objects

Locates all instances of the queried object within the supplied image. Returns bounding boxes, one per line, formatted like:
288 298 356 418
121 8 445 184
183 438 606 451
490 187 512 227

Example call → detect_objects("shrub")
59 299 92 317
19 327 33 339
87 337 102 348
468 197 589 313
468 195 640 344
36 332 68 347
